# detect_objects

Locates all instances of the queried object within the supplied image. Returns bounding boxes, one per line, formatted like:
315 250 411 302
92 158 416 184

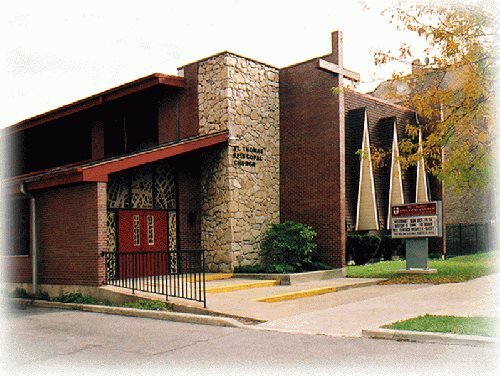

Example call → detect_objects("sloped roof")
5 131 228 193
5 73 184 135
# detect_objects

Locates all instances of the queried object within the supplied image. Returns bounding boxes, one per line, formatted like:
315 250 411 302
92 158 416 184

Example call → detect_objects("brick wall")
4 256 32 283
35 182 106 286
279 59 345 268
176 153 202 249
157 64 199 145
178 64 200 139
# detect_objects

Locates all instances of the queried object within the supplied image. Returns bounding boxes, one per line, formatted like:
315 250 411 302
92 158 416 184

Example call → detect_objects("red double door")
118 210 168 278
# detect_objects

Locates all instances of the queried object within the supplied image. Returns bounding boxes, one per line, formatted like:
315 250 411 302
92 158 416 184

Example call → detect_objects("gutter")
19 183 39 297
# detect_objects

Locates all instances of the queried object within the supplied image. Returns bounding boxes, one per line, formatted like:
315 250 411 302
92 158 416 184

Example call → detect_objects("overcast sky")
0 0 484 128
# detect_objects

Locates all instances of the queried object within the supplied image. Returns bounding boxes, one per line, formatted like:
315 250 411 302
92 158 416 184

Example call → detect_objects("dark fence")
101 249 206 307
445 223 493 257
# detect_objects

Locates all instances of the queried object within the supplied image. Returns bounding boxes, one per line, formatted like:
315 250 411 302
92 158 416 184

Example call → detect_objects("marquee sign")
391 202 442 239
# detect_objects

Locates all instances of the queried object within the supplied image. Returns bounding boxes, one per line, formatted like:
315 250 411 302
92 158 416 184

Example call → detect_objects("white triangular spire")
356 110 379 231
387 121 405 229
415 128 429 203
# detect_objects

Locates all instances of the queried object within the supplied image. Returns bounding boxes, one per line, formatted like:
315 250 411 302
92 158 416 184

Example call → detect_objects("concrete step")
205 279 281 294
254 279 384 303
188 273 234 283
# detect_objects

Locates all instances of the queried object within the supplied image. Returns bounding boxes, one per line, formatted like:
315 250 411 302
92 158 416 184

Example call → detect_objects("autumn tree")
371 0 496 191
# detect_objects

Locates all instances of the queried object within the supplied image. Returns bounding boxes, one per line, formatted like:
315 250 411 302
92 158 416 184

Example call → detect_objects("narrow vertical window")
133 215 140 246
147 215 154 245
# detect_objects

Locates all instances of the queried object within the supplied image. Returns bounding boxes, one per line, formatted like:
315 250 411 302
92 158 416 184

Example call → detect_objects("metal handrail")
101 249 206 307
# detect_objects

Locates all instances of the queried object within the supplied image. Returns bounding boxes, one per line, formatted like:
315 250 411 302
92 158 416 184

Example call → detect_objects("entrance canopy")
5 131 228 193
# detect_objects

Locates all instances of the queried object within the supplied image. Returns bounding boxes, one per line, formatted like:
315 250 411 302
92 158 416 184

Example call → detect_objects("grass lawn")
346 251 498 284
382 314 498 337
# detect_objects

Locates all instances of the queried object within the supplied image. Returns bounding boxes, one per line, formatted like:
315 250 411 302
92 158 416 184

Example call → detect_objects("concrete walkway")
101 273 499 340
257 273 500 337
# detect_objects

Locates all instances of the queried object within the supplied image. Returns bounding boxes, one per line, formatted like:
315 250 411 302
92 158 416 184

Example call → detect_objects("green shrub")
53 292 101 305
268 263 297 274
234 264 268 273
234 263 297 274
121 300 166 311
261 221 317 268
9 287 29 299
347 234 406 265
308 261 334 271
378 236 405 260
347 234 382 265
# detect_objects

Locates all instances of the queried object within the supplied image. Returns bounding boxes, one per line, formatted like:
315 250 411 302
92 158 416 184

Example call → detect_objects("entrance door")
118 210 168 278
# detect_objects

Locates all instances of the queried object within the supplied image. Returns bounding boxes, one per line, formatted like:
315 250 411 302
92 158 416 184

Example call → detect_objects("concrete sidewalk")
257 273 500 337
98 272 499 342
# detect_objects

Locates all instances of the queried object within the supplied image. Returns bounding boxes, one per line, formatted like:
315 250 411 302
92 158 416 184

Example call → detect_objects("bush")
379 236 405 260
235 261 333 274
347 234 382 265
347 234 406 265
9 287 29 299
53 292 101 305
268 263 297 274
261 221 317 269
235 263 297 274
121 300 167 311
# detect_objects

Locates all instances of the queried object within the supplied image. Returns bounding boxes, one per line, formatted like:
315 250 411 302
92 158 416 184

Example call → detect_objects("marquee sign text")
391 202 442 239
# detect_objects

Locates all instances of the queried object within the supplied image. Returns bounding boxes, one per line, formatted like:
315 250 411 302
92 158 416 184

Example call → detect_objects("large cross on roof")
317 31 360 84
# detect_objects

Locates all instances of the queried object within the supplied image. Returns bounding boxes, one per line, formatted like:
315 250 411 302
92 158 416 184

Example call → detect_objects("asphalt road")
1 306 498 376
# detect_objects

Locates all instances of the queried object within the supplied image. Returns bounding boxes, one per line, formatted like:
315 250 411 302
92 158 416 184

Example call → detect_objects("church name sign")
231 145 264 168
391 202 442 239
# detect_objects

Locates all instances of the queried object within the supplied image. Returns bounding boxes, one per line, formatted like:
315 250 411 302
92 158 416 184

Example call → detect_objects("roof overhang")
5 132 229 193
5 73 185 135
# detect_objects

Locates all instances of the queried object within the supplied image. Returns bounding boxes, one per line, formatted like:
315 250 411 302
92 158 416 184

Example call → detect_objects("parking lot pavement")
1 306 498 376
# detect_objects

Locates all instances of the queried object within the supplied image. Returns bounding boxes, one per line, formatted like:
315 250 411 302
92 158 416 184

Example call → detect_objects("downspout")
20 183 38 297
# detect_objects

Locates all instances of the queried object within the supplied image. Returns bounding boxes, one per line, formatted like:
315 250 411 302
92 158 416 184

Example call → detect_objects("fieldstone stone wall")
198 53 280 272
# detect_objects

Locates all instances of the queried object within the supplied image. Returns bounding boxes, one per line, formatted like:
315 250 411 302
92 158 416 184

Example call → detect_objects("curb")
361 328 499 347
7 298 246 329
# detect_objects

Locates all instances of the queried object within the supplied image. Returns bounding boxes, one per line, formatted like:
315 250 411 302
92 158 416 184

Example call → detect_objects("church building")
3 31 442 291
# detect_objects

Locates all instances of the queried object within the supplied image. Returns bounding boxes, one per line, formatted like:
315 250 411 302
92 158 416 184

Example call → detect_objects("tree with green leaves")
370 1 496 191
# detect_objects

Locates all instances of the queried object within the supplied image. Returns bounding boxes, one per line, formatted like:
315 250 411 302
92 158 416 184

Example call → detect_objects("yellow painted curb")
188 273 234 283
255 286 338 303
205 280 280 294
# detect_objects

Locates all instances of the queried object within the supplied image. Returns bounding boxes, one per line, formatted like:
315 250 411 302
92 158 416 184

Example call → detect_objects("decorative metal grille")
147 215 155 245
106 161 178 253
133 215 140 246
131 166 153 209
168 211 178 272
155 162 176 209
107 173 130 209
107 211 117 252
168 212 177 251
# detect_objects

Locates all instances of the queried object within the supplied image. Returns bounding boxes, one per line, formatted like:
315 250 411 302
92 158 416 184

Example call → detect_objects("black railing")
101 249 206 307
445 223 493 257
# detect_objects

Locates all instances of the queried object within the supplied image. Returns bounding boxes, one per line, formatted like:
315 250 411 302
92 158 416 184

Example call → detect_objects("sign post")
390 202 442 273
